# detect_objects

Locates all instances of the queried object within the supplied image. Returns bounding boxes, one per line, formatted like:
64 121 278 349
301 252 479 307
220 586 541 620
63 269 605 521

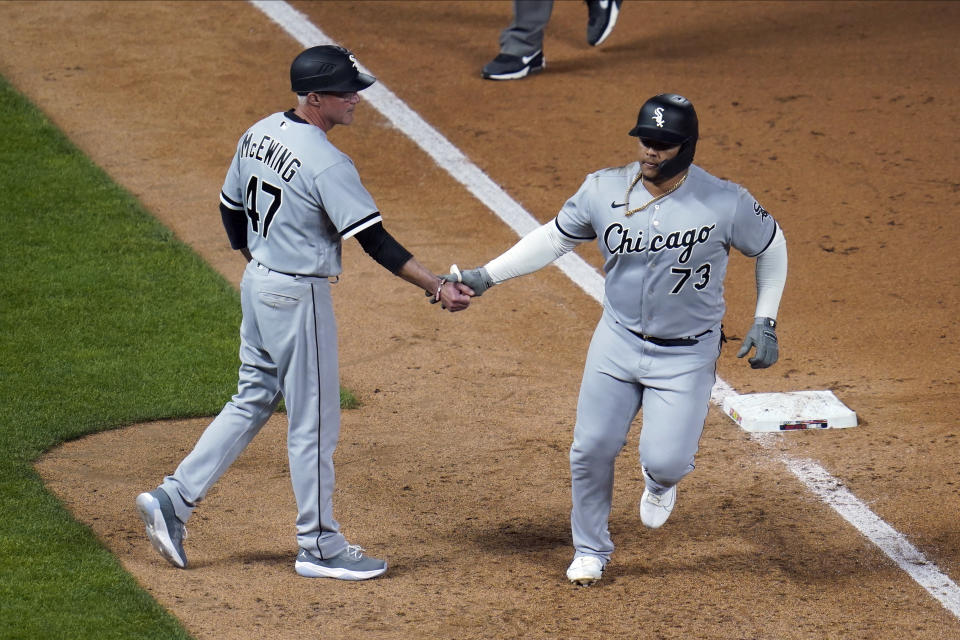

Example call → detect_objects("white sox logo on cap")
652 107 666 128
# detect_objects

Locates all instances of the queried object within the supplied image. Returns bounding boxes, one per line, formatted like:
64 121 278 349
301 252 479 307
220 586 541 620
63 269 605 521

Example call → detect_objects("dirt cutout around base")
3 1 960 638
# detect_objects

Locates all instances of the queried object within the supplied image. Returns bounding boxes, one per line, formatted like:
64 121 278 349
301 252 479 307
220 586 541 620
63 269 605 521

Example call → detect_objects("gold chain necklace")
623 171 688 217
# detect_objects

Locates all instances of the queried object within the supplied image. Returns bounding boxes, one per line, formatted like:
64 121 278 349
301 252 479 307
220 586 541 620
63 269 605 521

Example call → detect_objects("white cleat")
639 484 677 529
566 555 604 586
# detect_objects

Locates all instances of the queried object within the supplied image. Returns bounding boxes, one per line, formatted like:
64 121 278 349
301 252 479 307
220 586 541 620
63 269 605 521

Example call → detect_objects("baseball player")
446 94 787 585
136 45 470 581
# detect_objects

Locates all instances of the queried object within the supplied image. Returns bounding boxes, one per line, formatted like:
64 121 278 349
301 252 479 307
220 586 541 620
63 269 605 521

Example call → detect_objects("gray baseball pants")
569 310 721 561
161 261 348 559
498 0 554 56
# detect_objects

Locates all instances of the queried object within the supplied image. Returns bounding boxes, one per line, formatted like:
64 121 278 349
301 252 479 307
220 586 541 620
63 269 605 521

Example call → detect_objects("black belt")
624 326 712 347
255 262 335 280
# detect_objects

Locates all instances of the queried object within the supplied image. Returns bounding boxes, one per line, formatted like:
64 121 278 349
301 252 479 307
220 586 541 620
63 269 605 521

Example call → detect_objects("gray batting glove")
737 317 779 369
440 264 495 297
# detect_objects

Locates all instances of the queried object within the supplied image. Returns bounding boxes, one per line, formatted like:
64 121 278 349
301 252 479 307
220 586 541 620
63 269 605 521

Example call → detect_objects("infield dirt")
4 1 959 638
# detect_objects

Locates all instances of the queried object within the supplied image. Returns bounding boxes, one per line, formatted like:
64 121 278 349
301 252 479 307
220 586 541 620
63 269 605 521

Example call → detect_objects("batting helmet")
628 94 699 181
290 45 376 94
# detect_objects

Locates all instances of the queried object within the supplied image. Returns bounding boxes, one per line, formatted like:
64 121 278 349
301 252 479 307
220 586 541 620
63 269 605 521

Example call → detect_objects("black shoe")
481 50 545 81
586 0 623 46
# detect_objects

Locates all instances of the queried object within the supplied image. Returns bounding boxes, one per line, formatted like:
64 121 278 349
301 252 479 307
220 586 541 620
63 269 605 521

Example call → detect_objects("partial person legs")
565 315 718 583
568 368 641 574
482 0 625 80
482 0 552 80
267 275 385 579
136 264 385 579
566 317 643 583
137 267 282 567
635 336 718 528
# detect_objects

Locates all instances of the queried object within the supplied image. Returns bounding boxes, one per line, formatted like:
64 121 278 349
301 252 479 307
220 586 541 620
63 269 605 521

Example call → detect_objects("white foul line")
250 0 960 619
784 456 960 614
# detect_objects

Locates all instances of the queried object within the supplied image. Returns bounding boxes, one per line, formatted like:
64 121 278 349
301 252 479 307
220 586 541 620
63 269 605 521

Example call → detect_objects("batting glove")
737 317 779 369
440 265 495 296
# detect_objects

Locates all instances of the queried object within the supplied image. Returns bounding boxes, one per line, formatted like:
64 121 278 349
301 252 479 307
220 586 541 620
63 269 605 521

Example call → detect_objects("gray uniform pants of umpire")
499 0 554 56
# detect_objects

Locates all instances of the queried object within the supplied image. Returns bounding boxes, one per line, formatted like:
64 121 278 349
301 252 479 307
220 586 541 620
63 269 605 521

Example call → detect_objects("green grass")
339 388 359 410
0 77 355 638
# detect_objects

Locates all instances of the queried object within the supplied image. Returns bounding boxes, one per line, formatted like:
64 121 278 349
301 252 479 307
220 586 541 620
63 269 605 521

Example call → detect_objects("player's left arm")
442 177 597 296
737 225 787 368
440 218 588 296
219 142 250 259
219 198 253 264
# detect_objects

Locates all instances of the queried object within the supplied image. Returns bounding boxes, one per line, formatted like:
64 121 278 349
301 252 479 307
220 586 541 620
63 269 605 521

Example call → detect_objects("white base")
722 390 857 432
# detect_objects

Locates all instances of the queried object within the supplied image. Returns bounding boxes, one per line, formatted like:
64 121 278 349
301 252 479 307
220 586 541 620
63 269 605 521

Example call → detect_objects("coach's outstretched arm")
354 221 472 311
737 225 788 369
442 218 585 295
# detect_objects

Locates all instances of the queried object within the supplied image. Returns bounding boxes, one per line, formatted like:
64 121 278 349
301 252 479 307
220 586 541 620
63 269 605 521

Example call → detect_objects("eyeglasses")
639 137 681 151
316 91 359 101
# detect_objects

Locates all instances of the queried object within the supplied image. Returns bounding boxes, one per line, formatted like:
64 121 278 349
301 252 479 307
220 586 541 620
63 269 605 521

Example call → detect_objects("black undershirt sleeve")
220 203 248 250
353 222 413 274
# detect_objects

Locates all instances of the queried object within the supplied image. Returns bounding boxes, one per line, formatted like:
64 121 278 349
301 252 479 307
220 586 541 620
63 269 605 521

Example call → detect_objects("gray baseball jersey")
557 162 777 338
557 162 778 563
220 110 382 276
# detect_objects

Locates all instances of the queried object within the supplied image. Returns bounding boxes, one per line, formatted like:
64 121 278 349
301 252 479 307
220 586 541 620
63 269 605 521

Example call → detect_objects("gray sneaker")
295 545 387 580
135 489 188 568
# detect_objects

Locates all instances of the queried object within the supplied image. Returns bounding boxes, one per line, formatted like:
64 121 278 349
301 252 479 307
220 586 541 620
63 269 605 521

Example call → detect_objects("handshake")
427 264 495 312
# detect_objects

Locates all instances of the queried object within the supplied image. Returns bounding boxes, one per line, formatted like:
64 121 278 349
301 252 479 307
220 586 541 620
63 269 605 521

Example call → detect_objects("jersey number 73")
670 263 711 294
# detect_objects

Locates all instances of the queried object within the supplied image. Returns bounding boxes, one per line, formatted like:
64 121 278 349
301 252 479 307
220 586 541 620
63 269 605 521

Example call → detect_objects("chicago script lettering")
603 223 716 264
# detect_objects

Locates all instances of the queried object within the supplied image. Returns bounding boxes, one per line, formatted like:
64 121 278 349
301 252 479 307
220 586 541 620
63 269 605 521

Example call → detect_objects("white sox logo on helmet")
652 107 666 128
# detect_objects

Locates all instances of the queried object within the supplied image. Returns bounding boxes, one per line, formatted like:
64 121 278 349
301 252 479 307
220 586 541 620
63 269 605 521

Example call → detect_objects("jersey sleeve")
313 159 382 239
555 176 599 241
731 186 778 257
219 148 244 212
219 145 248 249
